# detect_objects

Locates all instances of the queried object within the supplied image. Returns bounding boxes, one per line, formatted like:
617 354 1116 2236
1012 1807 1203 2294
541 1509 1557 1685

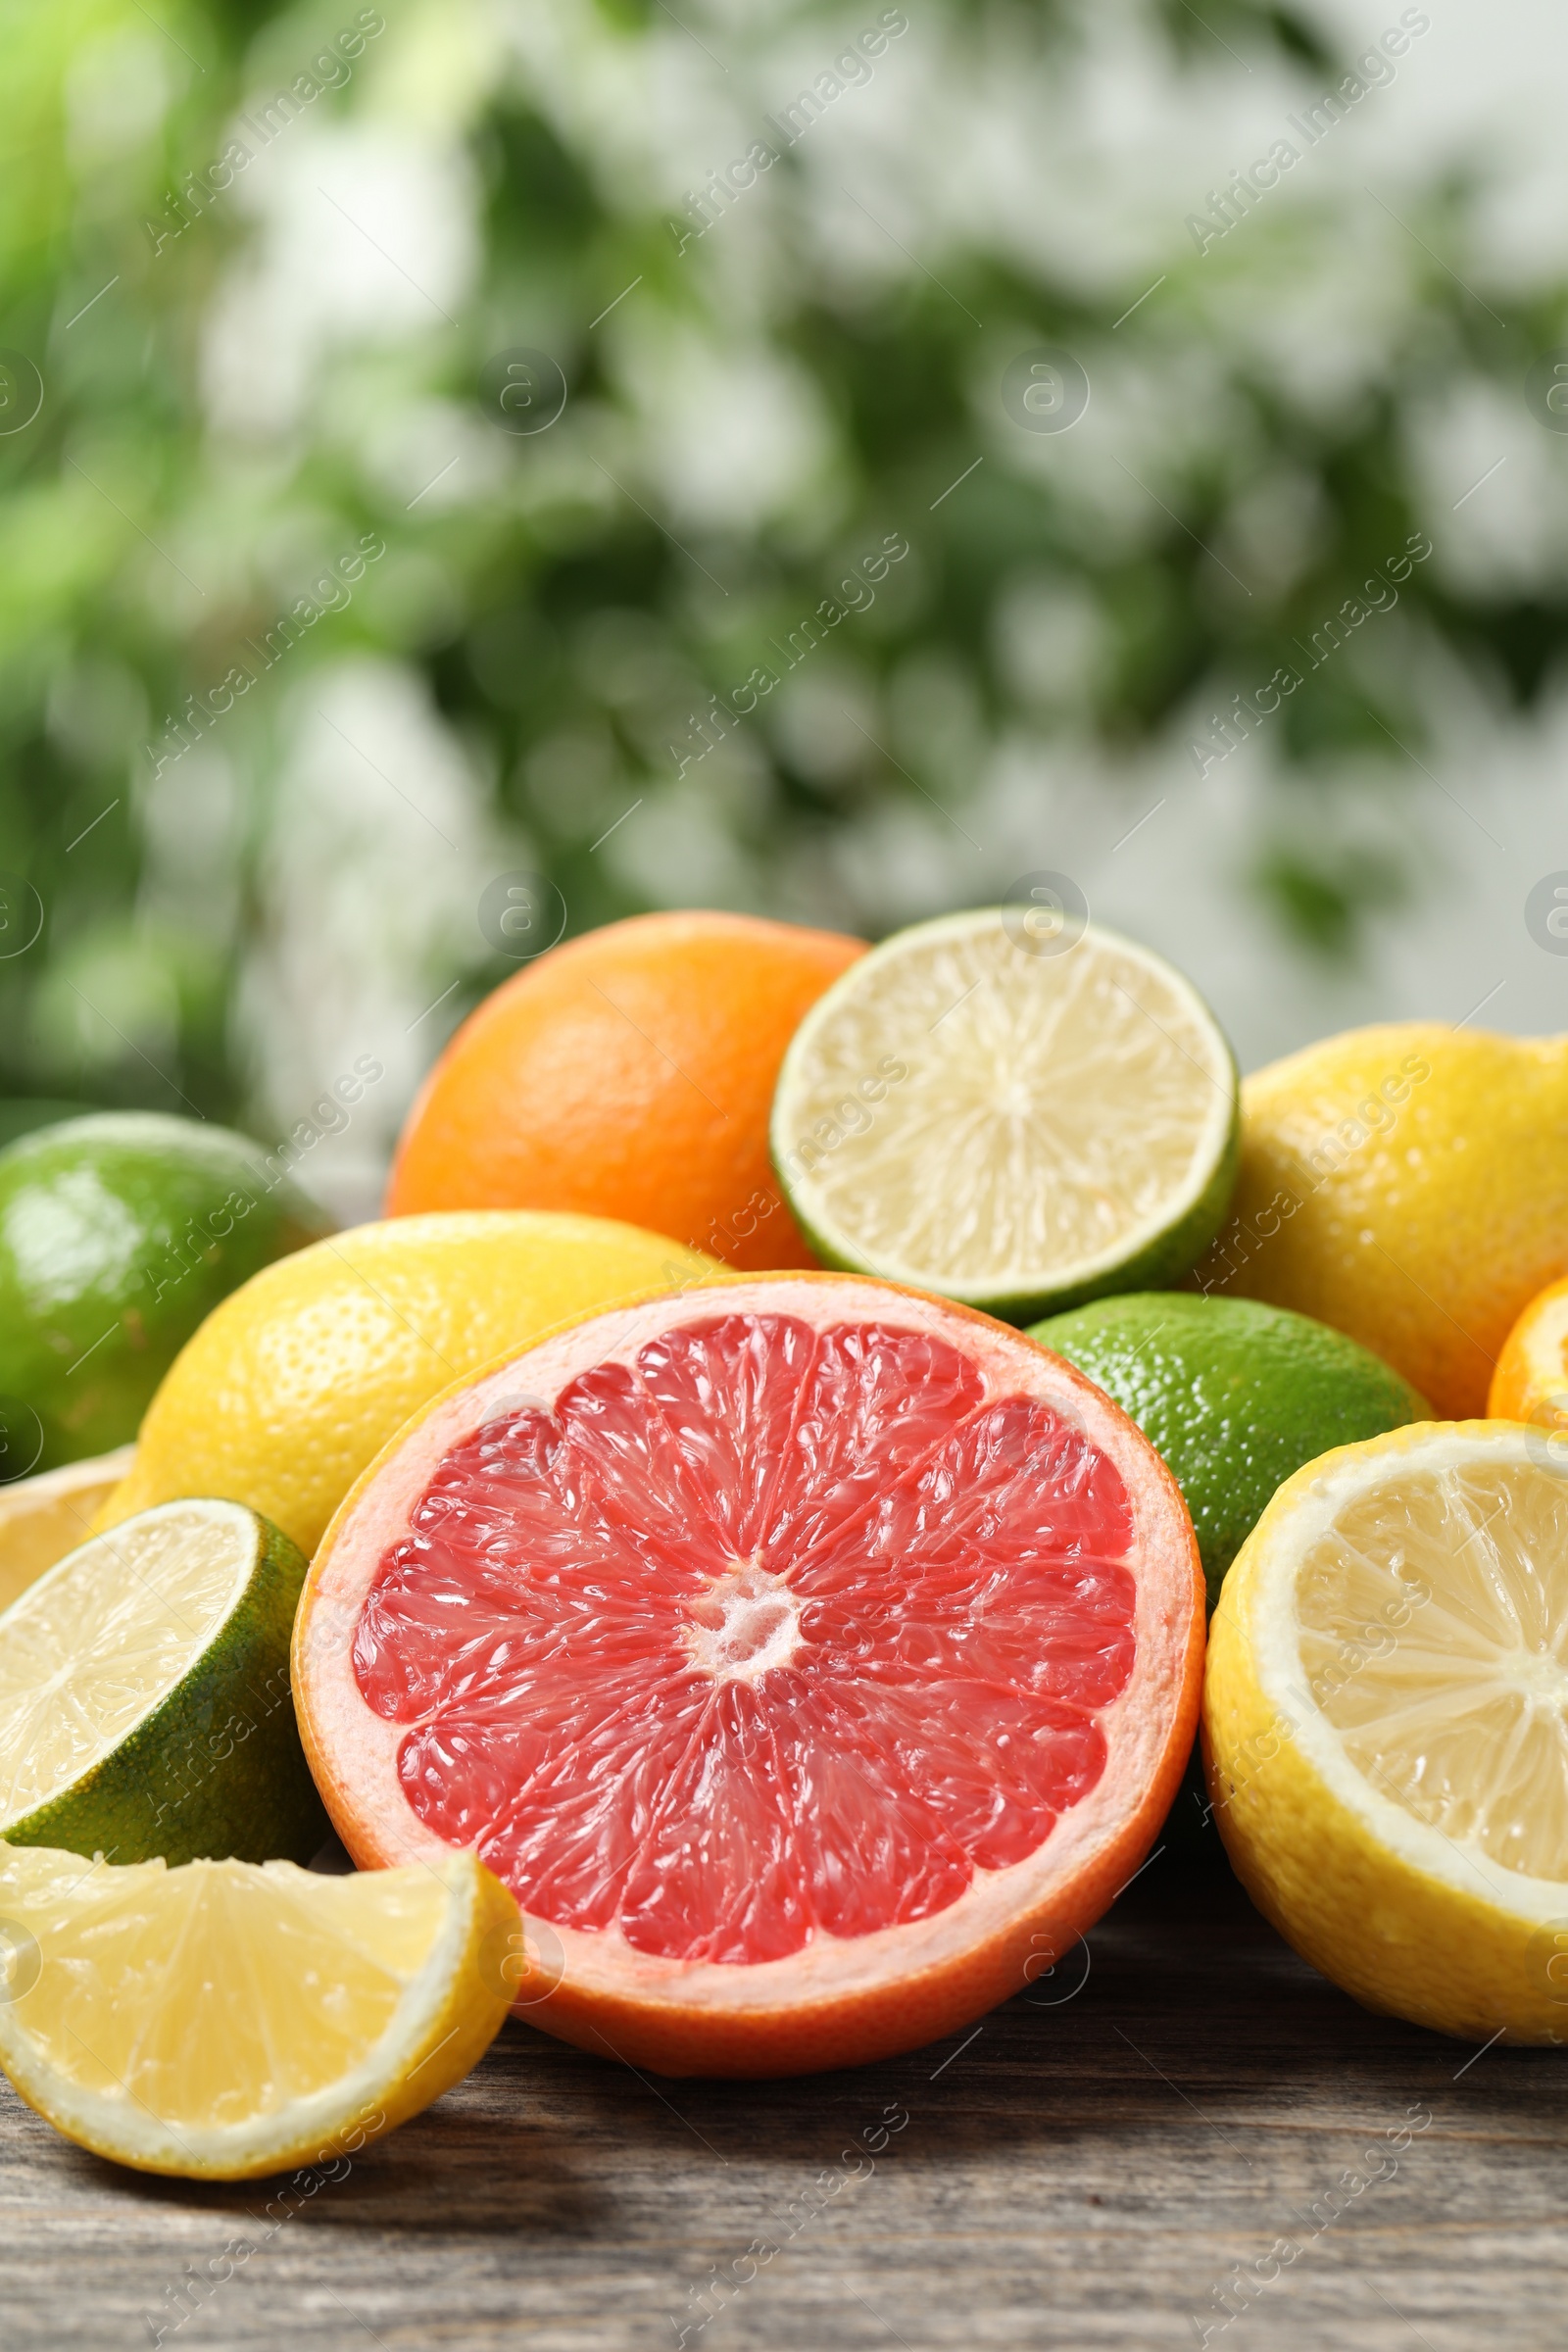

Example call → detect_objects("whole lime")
0 1114 332 1471
1029 1292 1430 1613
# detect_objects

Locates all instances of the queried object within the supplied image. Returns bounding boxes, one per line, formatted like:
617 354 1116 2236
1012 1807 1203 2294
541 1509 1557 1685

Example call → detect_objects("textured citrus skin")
0 1113 331 1470
1034 1293 1428 1610
1489 1274 1568 1431
1190 1023 1568 1416
296 1273 1205 2078
98 1212 724 1557
386 911 865 1269
1204 1423 1568 2044
4 1504 326 1869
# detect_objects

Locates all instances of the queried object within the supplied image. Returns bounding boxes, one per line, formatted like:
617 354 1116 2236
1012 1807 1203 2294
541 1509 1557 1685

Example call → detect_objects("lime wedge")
0 1500 326 1867
0 1841 517 2178
771 910 1239 1320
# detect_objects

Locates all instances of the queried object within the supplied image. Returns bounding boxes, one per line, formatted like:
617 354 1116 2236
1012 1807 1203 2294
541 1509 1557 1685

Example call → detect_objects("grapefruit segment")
297 1276 1202 2076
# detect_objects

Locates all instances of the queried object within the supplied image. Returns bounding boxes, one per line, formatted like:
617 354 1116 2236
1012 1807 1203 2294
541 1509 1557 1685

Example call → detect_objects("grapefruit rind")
295 1276 1203 2077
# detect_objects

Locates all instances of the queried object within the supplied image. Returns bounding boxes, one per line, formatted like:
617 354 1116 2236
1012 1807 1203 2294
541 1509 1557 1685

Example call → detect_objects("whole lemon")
1189 1022 1568 1417
98 1212 723 1555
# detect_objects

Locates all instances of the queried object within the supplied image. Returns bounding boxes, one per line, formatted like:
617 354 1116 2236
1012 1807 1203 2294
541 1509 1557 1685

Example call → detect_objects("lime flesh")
0 1499 326 1867
771 912 1239 1323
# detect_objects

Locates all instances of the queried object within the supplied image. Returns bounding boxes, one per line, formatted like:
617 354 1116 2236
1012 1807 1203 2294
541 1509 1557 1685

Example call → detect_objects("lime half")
0 1500 325 1867
771 910 1239 1321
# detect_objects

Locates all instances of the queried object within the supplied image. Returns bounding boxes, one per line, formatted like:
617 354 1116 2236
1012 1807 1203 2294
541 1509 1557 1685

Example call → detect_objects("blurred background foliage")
1 0 1564 1211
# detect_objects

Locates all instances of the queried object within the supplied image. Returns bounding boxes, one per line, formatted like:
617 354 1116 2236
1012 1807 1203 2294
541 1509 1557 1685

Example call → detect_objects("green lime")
771 911 1239 1323
1030 1292 1431 1612
0 1113 332 1472
0 1100 97 1150
0 1498 327 1866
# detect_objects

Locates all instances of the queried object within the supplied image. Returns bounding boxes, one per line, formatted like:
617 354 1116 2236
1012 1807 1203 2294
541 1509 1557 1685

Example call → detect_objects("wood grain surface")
2 1849 1563 2352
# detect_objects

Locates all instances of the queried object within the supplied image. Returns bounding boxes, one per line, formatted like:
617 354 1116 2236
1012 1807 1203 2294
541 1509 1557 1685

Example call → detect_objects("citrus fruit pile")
0 903 1566 2175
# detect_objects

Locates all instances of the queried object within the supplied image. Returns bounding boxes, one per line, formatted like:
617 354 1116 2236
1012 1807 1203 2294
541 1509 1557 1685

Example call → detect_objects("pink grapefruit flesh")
295 1275 1202 2076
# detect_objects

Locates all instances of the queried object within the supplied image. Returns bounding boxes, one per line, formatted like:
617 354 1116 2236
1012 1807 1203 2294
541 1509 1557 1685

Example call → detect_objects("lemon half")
1205 1420 1568 2041
0 1446 133 1615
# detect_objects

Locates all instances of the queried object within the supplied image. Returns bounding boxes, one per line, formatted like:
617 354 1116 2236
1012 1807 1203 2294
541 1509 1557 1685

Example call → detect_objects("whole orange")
387 912 866 1268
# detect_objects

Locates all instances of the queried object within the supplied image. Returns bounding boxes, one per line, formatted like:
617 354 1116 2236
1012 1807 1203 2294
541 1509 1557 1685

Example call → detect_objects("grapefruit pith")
295 1276 1202 2077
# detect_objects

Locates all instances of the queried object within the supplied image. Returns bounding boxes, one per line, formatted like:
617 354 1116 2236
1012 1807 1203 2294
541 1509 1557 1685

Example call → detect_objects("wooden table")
3 1848 1562 2351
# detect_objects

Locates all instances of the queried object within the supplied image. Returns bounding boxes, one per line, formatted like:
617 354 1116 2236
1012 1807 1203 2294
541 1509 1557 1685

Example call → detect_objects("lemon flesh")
771 911 1238 1320
0 1446 134 1615
0 1500 324 1867
0 1841 518 2177
1205 1421 1568 2041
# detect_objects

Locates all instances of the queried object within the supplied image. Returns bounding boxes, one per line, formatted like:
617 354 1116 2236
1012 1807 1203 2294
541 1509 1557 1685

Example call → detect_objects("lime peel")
0 1499 325 1868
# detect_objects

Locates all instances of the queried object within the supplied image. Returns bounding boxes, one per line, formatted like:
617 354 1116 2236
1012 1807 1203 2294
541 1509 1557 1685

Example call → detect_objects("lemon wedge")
0 1841 518 2177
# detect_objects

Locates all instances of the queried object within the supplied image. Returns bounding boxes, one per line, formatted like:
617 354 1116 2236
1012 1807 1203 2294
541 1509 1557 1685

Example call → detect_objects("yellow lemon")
99 1212 724 1555
1191 1022 1568 1417
1204 1420 1568 2043
0 1840 518 2179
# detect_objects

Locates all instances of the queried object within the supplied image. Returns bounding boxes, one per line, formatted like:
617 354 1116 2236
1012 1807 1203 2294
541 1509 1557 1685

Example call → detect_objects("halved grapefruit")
294 1275 1202 2077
